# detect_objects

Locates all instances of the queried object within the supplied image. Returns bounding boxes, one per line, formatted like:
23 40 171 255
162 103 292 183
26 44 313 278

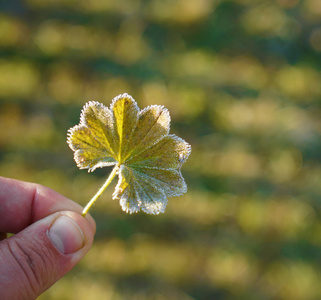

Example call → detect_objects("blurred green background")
1 0 321 299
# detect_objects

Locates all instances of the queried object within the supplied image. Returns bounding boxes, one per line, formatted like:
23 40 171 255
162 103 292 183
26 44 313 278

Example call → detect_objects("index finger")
0 176 94 233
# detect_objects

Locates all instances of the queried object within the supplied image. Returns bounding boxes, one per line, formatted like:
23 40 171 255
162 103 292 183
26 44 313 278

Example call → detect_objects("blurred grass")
1 0 321 299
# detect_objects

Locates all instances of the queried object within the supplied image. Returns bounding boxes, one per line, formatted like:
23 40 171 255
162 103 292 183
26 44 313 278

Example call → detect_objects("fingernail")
48 216 85 254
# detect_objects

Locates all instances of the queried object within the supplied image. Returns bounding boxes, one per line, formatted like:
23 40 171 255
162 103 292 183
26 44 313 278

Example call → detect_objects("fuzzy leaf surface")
67 93 191 214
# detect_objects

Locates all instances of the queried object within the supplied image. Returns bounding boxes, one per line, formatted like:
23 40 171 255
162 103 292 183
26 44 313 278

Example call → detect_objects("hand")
0 176 96 300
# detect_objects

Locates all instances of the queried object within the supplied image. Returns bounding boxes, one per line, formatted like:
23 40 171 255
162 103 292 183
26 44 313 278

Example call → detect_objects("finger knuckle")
6 237 55 298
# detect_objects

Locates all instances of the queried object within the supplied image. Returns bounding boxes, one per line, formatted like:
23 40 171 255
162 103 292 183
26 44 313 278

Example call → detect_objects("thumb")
0 211 95 300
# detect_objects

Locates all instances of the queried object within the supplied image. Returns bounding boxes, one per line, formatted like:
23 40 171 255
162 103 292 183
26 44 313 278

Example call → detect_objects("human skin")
0 176 96 300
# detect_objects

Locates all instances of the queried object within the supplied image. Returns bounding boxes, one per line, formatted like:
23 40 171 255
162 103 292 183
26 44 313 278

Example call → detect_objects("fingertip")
59 211 96 255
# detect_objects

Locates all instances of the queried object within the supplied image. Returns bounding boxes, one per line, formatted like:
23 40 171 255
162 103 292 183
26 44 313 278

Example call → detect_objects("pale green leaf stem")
82 164 119 216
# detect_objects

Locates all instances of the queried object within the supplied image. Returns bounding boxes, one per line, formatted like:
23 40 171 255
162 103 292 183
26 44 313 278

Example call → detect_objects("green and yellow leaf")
67 93 191 215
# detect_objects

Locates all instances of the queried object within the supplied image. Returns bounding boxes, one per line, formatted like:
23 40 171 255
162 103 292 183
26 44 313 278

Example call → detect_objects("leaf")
67 93 191 215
